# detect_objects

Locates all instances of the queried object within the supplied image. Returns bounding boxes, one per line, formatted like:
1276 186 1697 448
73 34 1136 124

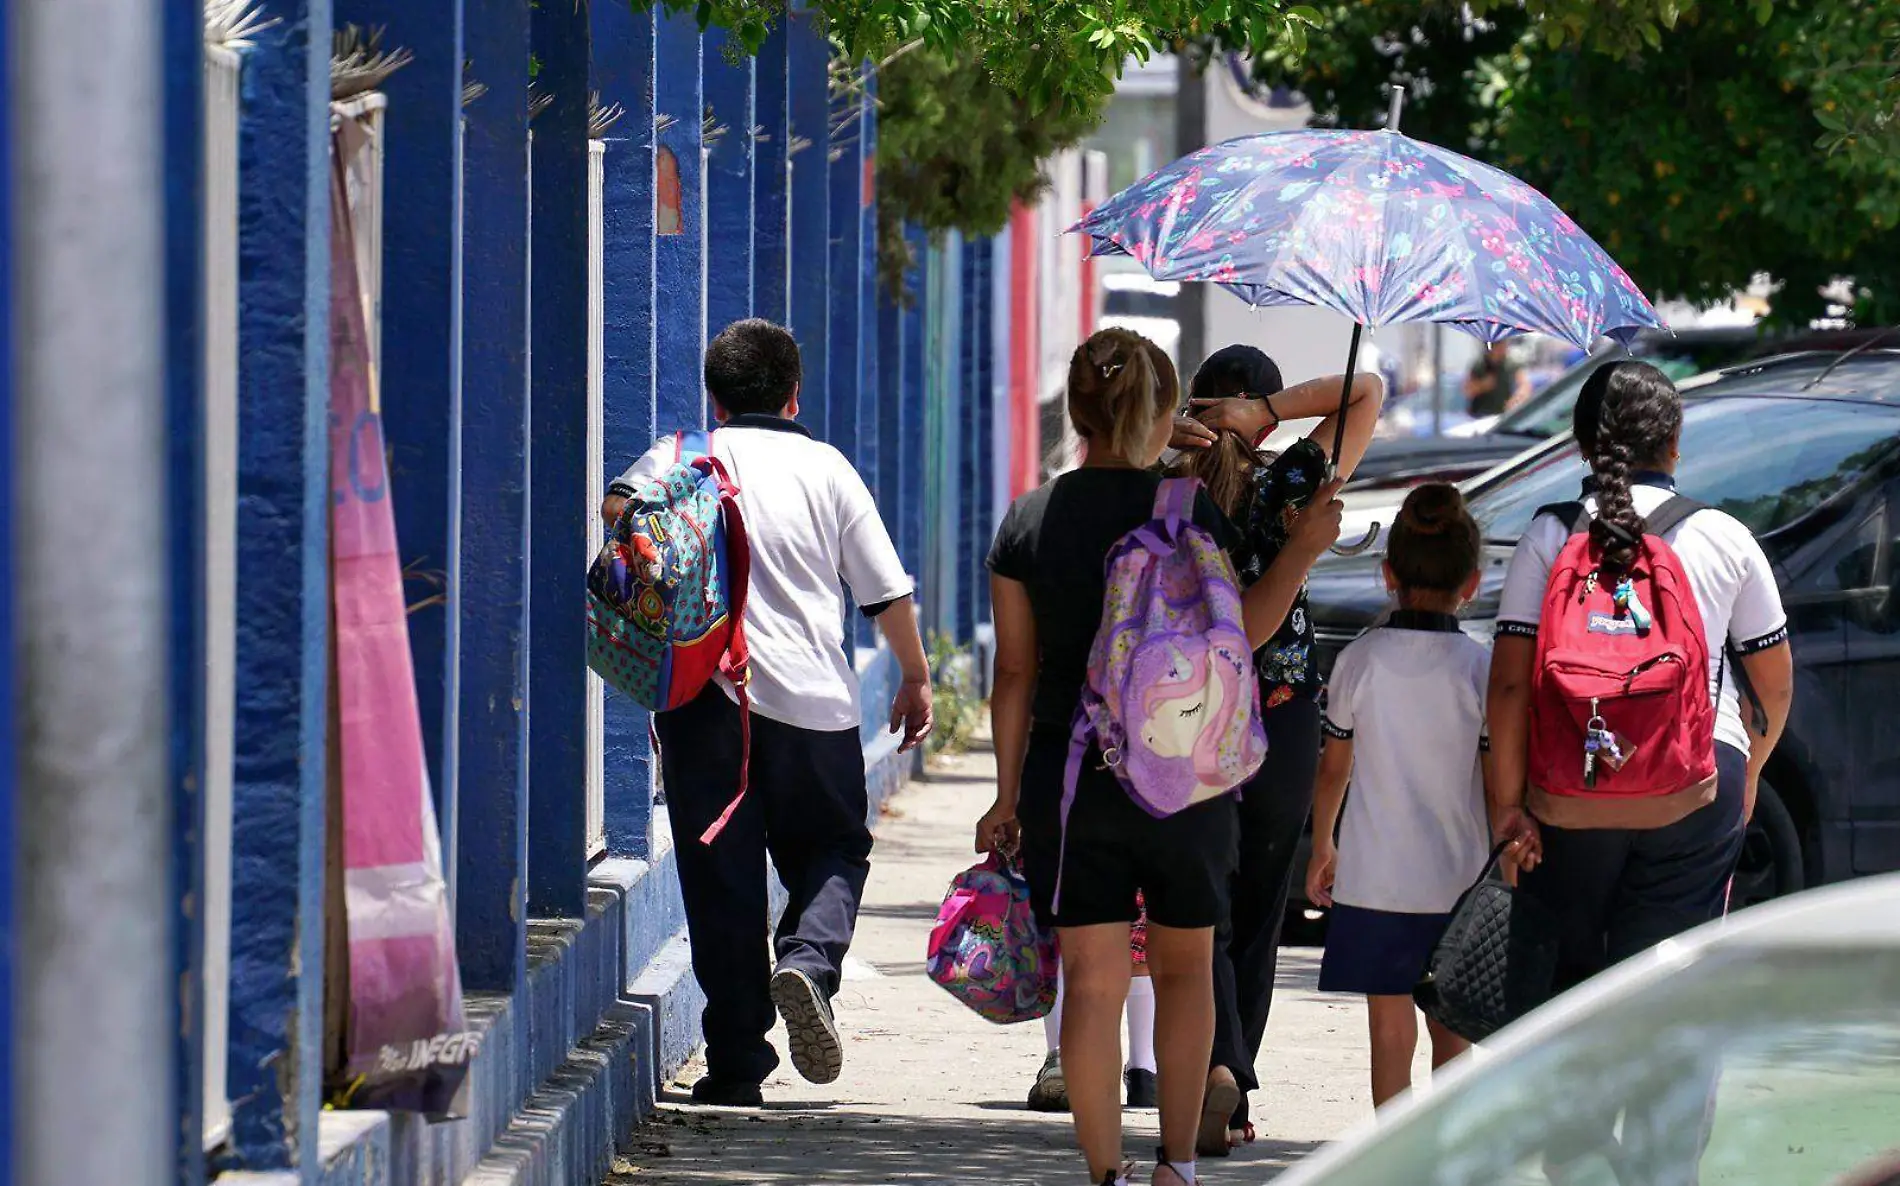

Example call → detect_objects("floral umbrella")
1071 96 1662 490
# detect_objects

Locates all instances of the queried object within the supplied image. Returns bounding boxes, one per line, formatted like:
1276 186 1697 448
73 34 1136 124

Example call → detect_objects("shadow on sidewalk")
607 1102 1323 1183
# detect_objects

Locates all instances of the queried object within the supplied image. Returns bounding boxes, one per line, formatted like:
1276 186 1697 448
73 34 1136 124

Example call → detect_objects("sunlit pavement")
605 734 1438 1184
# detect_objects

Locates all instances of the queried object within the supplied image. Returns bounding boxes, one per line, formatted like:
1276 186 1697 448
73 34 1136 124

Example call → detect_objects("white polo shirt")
1495 478 1788 756
1322 613 1493 915
609 416 912 732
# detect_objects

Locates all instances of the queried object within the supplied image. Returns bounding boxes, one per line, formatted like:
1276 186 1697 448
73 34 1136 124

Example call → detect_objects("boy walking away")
1305 485 1491 1108
602 319 933 1107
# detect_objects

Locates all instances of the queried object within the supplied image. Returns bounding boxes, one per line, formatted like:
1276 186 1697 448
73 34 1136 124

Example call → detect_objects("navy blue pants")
1209 696 1320 1124
1522 742 1748 994
1520 742 1748 1183
655 685 873 1086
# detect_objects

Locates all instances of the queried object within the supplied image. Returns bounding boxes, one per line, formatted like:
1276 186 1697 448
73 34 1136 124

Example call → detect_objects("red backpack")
1528 497 1717 802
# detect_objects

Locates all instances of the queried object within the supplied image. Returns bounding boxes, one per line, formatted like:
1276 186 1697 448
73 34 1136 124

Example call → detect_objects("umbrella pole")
1329 322 1382 555
1330 322 1363 479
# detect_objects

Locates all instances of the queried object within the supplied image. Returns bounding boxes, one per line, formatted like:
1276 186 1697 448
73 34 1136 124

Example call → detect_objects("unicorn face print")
1138 642 1227 759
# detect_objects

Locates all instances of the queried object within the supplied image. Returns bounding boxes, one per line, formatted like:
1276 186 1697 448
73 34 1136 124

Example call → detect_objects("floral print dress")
1236 437 1329 709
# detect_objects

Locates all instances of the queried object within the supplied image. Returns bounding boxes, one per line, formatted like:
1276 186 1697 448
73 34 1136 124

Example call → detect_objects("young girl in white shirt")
1305 483 1492 1108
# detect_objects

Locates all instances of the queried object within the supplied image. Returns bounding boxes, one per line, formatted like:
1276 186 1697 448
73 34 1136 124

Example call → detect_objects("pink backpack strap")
696 456 755 845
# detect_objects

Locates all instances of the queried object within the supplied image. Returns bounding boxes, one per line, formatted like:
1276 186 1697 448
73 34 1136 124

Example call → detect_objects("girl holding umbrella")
1169 346 1385 1155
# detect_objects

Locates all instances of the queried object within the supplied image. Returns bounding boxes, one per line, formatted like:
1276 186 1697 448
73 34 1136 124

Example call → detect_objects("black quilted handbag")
1413 842 1561 1043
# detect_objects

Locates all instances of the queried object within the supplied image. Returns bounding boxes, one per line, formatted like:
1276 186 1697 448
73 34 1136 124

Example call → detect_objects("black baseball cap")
1189 344 1284 403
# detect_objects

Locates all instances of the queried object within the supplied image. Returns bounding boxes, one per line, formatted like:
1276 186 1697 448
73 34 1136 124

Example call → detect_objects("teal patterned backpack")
586 430 752 841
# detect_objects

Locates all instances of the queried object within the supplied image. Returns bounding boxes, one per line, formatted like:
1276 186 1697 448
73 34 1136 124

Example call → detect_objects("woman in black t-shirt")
1168 343 1385 1156
980 329 1344 1186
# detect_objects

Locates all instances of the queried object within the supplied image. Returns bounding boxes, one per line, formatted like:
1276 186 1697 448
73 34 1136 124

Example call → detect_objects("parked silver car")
1271 873 1900 1186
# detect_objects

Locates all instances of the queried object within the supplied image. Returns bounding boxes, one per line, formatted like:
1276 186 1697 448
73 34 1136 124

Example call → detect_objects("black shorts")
1017 726 1239 931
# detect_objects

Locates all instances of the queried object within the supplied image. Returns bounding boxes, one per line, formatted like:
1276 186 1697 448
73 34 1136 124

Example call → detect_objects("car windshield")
1467 396 1900 541
1304 946 1900 1186
1495 344 1754 439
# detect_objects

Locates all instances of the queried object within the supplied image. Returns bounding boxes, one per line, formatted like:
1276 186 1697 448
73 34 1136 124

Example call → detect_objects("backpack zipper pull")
1583 696 1601 789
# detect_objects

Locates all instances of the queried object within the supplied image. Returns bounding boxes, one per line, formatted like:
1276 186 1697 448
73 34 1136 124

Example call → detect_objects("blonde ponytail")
1068 328 1175 464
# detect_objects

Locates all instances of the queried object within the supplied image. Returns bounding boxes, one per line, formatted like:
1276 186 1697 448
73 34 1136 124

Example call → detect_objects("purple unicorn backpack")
925 856 1057 1024
1059 478 1266 904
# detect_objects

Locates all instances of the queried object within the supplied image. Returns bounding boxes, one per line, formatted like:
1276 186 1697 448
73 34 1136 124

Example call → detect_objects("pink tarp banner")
329 124 473 1114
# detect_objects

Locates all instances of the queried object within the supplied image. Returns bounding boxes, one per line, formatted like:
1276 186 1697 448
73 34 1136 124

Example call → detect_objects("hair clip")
1099 362 1125 379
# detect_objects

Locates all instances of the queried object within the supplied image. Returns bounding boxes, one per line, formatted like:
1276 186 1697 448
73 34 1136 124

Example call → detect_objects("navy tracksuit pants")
654 685 873 1086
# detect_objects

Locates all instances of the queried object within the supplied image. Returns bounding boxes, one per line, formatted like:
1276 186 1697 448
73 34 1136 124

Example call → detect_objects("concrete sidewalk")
605 739 1416 1184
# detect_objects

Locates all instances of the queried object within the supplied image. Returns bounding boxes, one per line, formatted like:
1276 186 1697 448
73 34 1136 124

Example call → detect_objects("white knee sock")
1044 967 1065 1054
1125 976 1156 1073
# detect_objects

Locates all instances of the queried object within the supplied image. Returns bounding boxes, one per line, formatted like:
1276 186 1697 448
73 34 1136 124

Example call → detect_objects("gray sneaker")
769 968 843 1085
1026 1050 1070 1113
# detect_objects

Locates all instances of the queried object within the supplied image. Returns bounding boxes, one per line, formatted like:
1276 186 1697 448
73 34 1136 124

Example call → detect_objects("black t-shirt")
1232 437 1328 707
987 468 1239 728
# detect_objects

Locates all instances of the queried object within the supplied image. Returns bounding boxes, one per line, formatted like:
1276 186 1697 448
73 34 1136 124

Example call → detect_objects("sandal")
1098 1160 1137 1185
1227 1121 1256 1150
1197 1067 1243 1158
1152 1148 1198 1186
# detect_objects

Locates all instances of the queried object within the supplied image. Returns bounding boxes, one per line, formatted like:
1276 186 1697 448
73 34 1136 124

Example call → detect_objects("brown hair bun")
1395 482 1465 537
1387 482 1481 592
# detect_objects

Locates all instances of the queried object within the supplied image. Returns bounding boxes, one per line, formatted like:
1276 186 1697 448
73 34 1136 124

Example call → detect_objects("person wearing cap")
1170 343 1385 1154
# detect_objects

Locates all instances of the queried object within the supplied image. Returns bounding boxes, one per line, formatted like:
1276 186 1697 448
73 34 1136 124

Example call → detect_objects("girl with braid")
1487 361 1795 1183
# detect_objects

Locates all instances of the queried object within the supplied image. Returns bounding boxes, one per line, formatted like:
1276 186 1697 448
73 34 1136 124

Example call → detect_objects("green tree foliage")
1247 2 1900 323
1800 4 1900 171
871 48 1103 288
663 0 1321 113
646 1 1322 284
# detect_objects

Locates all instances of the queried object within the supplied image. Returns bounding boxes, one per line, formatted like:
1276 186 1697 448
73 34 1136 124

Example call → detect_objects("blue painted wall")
654 11 706 431
856 70 880 498
955 240 984 643
751 24 791 325
876 280 903 536
704 30 755 341
457 0 532 993
967 238 996 629
163 0 207 1176
592 0 658 857
786 9 829 434
827 76 865 464
525 0 591 917
225 0 331 1171
898 225 929 586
